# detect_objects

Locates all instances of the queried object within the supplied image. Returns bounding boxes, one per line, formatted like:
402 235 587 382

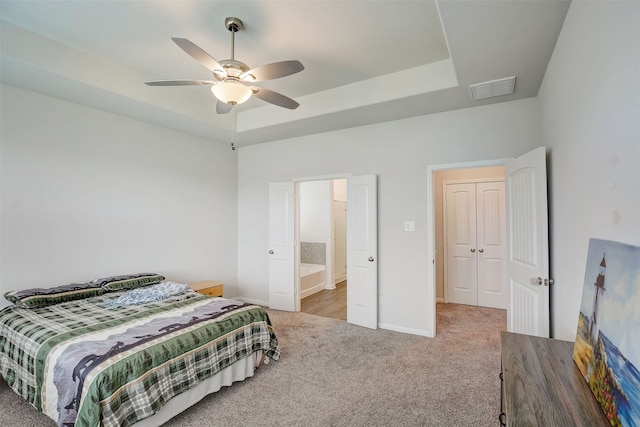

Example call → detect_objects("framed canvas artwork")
573 238 640 426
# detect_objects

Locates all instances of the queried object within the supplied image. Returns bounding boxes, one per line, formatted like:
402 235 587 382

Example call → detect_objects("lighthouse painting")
573 238 640 427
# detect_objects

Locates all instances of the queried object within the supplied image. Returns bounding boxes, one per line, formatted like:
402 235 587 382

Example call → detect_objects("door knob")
470 248 476 253
269 250 274 255
368 257 375 262
530 277 554 286
478 249 484 253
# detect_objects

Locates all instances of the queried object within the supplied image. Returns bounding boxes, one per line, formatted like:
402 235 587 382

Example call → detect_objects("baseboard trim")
300 282 326 299
233 298 435 338
436 297 444 303
234 296 269 307
378 323 434 338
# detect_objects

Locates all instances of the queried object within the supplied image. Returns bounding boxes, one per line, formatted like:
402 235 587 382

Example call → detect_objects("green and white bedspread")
0 289 280 426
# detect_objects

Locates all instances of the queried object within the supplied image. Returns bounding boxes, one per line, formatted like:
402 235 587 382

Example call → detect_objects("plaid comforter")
0 289 280 426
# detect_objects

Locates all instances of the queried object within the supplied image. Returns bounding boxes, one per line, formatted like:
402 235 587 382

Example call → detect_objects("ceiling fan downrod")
225 17 243 61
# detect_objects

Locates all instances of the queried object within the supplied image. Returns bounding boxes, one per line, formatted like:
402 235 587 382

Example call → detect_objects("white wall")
237 98 541 336
0 84 238 306
333 179 347 202
537 0 640 340
299 180 331 244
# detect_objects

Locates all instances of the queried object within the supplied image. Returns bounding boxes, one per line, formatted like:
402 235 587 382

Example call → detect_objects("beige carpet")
0 303 506 426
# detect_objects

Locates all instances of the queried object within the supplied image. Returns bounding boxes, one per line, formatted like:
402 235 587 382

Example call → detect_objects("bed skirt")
136 350 265 426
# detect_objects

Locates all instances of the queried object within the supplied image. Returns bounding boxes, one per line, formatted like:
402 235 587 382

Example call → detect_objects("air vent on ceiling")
469 76 516 100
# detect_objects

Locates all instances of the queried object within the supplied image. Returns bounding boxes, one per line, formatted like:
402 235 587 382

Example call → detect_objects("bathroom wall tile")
300 242 326 265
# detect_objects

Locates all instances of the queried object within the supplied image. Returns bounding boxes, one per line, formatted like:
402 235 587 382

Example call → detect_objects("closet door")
445 183 478 305
445 180 507 309
476 182 507 309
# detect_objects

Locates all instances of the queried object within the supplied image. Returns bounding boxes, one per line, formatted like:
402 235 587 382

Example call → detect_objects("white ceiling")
0 0 571 147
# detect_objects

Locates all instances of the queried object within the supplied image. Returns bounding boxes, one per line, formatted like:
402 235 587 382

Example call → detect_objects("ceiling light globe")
211 81 252 105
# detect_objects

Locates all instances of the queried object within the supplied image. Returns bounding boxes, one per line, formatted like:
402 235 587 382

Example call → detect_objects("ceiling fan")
145 17 304 114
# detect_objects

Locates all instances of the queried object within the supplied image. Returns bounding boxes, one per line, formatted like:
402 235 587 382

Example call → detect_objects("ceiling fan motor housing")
216 59 250 80
225 17 243 32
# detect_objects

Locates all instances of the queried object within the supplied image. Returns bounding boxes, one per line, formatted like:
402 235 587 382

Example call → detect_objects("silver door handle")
269 250 274 255
368 257 375 262
530 277 553 286
529 276 554 286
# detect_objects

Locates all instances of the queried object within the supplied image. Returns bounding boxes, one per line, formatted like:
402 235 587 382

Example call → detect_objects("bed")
0 273 280 427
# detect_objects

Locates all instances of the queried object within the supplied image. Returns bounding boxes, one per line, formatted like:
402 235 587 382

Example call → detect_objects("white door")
347 175 378 329
476 181 508 309
268 181 296 311
505 147 550 337
445 183 478 305
445 181 507 309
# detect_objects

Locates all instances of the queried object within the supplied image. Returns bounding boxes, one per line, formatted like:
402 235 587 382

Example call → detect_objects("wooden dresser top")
501 332 609 426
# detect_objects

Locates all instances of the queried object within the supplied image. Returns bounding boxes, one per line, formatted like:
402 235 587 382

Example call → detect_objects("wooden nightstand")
189 281 223 297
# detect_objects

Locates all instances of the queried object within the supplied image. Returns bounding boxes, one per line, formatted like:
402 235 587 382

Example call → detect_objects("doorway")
268 175 378 329
298 179 347 321
428 148 551 337
429 162 508 335
436 166 506 305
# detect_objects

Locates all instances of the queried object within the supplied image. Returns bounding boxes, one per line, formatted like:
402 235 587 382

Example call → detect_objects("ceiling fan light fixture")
211 80 252 105
147 16 303 112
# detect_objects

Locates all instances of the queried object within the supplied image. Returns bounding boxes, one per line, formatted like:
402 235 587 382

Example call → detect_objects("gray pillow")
4 282 105 309
95 273 165 292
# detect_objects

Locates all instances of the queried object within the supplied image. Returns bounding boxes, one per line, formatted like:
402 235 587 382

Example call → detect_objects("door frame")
294 173 351 312
427 159 508 336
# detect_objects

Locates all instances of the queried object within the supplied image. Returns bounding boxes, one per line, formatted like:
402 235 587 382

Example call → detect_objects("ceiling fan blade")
171 37 226 77
251 87 300 110
216 101 234 114
242 60 304 82
145 80 215 86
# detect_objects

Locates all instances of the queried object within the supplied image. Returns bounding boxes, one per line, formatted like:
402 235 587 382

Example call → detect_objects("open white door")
505 147 550 337
268 181 296 311
347 175 378 329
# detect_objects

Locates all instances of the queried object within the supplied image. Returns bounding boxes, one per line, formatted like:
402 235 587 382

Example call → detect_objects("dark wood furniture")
500 331 608 426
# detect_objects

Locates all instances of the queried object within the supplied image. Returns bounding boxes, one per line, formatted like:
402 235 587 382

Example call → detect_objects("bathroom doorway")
298 179 347 321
